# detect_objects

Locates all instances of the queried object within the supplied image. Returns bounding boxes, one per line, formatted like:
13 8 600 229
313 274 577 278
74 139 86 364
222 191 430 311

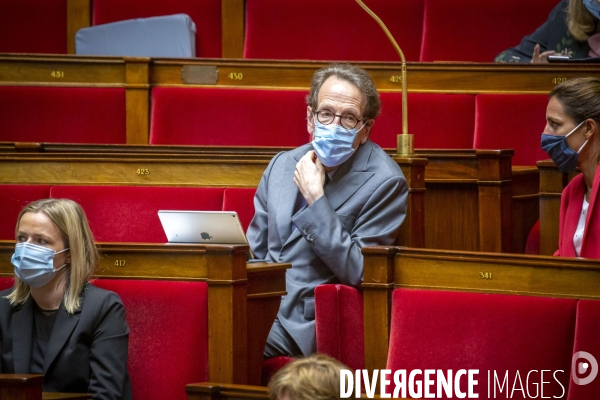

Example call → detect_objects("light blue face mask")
584 0 600 18
11 242 69 288
311 120 366 167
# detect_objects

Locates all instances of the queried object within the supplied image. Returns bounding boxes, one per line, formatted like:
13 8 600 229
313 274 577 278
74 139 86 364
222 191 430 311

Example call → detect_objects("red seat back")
0 185 51 240
244 0 424 62
0 277 14 291
49 186 224 242
0 0 67 54
92 0 222 58
315 284 364 371
92 279 208 400
474 94 549 166
387 289 576 398
0 86 126 144
568 300 600 399
420 0 557 62
150 87 308 146
222 188 256 232
376 93 475 149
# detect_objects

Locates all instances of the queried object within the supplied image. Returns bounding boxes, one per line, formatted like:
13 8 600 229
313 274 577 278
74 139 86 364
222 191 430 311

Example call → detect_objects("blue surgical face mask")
540 120 587 173
584 0 600 18
311 120 366 167
11 242 69 288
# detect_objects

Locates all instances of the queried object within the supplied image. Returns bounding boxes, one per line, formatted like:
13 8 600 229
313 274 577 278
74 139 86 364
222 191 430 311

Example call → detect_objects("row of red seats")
0 0 556 62
0 184 256 242
313 284 600 398
0 86 549 166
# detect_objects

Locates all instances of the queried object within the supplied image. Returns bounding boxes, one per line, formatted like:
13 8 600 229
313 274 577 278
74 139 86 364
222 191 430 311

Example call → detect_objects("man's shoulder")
269 143 312 168
362 140 403 178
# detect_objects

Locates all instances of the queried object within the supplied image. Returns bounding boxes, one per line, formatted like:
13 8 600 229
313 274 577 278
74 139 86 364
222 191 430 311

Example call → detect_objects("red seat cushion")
92 0 222 58
92 279 208 400
375 93 475 149
315 284 364 371
0 86 126 144
49 186 224 242
568 300 600 399
150 87 308 146
474 94 549 166
0 277 14 291
222 188 256 232
244 0 424 62
420 0 557 62
387 289 576 398
0 185 51 240
261 356 294 386
525 219 541 255
0 0 67 54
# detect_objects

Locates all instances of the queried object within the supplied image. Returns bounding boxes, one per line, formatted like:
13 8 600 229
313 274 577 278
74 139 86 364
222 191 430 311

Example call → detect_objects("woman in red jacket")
541 77 600 257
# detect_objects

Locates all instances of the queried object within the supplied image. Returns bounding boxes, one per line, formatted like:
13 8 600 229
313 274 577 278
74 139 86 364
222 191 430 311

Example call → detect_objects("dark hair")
550 77 600 124
306 63 381 120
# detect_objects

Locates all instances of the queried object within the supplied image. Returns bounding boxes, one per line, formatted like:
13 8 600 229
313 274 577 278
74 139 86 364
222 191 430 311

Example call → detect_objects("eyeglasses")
313 110 366 130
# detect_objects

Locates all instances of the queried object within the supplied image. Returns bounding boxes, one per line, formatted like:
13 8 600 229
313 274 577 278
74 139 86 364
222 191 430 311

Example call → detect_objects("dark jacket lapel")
11 296 34 373
43 301 81 374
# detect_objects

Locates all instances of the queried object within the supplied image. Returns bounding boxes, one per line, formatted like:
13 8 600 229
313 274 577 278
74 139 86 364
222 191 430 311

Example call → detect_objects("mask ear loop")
565 120 588 153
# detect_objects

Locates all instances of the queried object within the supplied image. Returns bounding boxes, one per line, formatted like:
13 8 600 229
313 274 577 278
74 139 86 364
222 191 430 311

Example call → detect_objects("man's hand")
294 150 326 205
531 43 555 64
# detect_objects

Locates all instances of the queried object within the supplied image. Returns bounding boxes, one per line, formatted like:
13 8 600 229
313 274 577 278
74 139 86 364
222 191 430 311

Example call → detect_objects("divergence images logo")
571 351 598 386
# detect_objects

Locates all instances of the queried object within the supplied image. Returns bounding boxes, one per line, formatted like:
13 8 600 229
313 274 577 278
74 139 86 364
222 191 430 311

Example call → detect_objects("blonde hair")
6 198 99 313
268 354 347 400
568 0 597 41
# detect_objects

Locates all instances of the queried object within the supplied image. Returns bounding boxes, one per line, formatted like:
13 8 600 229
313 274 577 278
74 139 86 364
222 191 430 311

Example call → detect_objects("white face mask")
11 242 69 288
311 120 366 167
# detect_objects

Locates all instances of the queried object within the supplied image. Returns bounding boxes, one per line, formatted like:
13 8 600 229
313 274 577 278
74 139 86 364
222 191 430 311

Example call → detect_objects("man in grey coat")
247 63 408 358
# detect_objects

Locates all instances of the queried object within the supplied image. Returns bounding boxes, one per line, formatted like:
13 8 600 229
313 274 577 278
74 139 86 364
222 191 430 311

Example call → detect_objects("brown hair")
306 63 381 120
268 354 348 400
7 198 99 313
567 0 597 41
550 77 600 124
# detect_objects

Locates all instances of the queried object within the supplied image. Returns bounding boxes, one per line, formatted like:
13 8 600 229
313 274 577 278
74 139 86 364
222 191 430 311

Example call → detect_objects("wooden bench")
0 241 289 392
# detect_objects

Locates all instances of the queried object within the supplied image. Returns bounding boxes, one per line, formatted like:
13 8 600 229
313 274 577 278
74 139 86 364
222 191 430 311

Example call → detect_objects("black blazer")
0 283 132 400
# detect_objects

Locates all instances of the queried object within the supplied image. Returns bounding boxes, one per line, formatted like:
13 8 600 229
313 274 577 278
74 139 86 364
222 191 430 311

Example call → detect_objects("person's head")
268 354 347 400
543 77 600 170
568 0 600 41
8 198 99 313
306 64 380 157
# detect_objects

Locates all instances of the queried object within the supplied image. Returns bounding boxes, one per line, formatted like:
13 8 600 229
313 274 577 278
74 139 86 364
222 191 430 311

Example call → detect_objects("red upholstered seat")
244 0 424 61
474 94 549 166
92 279 208 400
0 185 51 240
0 277 14 291
387 289 576 398
315 284 364 371
525 219 541 255
261 356 295 386
568 300 600 399
0 0 67 54
0 86 126 144
420 0 557 62
49 186 224 242
150 87 308 146
92 0 221 58
222 188 256 232
375 93 475 149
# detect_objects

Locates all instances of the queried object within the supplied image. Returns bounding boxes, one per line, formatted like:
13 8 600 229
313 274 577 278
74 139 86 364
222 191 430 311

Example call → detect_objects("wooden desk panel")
361 246 600 372
0 241 289 386
0 146 538 253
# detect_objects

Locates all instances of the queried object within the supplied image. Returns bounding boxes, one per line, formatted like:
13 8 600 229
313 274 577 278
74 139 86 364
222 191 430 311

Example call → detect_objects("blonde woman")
0 198 131 399
495 0 600 63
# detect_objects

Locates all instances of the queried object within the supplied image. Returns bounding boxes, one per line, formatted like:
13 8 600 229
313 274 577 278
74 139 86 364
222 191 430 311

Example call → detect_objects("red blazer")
556 169 600 258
